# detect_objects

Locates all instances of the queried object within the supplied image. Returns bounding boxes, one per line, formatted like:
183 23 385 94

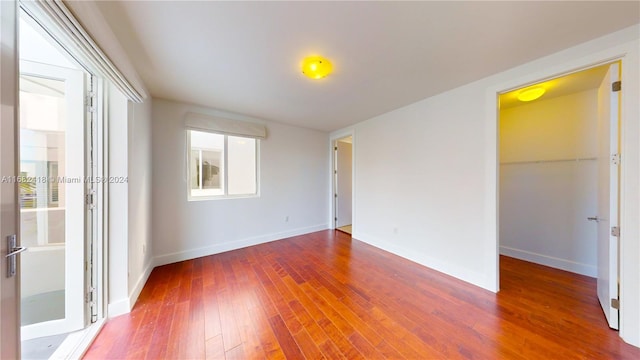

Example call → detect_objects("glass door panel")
19 60 86 340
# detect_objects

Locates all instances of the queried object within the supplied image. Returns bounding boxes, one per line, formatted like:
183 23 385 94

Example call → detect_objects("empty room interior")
1 1 640 359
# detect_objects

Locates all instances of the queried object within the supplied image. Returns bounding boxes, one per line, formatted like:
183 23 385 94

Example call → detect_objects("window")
188 130 258 199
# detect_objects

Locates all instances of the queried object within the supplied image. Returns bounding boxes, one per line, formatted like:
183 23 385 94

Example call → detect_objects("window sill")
187 193 260 202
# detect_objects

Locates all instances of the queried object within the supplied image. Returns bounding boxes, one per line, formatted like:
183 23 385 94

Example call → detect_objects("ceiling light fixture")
517 86 546 102
301 56 332 79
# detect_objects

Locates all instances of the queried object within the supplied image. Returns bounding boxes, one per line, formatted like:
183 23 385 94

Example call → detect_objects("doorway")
334 136 353 235
498 62 621 329
18 12 96 358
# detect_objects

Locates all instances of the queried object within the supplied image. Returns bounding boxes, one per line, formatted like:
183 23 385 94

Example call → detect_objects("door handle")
6 234 26 278
5 246 26 258
587 216 599 222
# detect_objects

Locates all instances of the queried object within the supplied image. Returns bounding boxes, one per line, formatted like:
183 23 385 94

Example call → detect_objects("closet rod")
500 157 597 166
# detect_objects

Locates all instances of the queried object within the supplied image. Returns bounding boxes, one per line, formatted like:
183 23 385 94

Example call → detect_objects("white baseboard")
353 231 494 292
107 298 131 318
153 224 329 267
107 225 328 317
500 246 596 278
128 261 153 308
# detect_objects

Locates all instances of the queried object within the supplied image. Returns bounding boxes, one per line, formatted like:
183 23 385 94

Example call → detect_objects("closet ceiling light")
517 87 546 102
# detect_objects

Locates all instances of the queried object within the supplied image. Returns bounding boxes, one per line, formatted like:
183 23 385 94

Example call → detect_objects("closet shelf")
500 157 597 165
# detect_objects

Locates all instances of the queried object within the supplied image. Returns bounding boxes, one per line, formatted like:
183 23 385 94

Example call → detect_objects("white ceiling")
94 1 640 132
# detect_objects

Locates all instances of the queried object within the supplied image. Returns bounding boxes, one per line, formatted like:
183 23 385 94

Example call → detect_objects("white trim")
618 40 640 348
111 226 329 316
354 231 491 291
128 261 153 309
89 76 106 325
500 246 597 278
153 224 328 267
98 77 109 323
329 128 355 231
107 298 130 318
49 318 105 360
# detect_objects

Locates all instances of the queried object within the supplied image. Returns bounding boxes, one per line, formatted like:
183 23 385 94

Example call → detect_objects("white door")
1 0 20 357
596 62 620 330
19 60 87 339
335 138 352 228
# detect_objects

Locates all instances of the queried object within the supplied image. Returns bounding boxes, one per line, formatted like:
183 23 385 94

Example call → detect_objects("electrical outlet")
393 227 398 235
285 215 289 222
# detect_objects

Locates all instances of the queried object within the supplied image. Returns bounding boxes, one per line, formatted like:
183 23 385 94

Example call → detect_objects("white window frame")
187 130 260 201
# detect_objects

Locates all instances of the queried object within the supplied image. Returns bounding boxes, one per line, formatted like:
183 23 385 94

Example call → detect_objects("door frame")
496 60 620 323
486 43 639 344
330 130 355 232
334 136 353 230
492 57 625 288
0 0 20 357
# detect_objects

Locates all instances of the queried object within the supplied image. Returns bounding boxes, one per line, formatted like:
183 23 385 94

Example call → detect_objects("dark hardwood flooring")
84 230 640 359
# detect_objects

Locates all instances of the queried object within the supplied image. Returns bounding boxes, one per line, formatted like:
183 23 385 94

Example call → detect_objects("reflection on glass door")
20 74 67 327
19 60 86 340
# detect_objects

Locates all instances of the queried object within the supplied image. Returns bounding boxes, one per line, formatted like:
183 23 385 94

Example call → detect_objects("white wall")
107 84 129 315
107 84 154 316
127 98 153 307
151 99 329 266
335 25 640 346
499 90 598 276
350 83 489 285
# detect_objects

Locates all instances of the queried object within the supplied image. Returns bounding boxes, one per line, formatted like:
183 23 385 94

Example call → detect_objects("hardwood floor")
84 230 640 359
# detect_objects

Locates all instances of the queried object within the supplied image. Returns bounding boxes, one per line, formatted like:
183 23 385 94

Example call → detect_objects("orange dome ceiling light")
301 56 333 79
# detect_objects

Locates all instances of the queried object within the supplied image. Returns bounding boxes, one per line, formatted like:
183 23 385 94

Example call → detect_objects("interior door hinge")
611 153 620 165
611 226 620 237
85 286 96 304
85 288 92 303
85 92 96 113
612 81 621 92
86 286 98 321
611 298 620 309
334 147 338 151
85 191 95 209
